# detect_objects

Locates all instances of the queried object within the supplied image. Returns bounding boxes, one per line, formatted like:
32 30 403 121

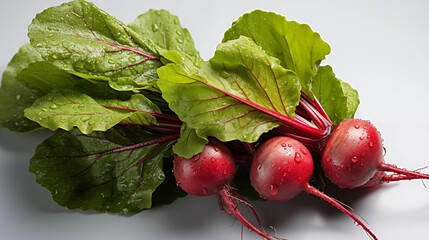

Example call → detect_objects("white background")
1 1 429 239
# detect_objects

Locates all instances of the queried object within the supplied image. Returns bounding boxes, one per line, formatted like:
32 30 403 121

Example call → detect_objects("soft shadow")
248 181 391 231
147 195 218 231
0 128 52 153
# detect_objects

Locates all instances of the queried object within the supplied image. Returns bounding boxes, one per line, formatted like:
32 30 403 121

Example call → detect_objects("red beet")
250 136 378 239
321 119 429 189
173 138 283 240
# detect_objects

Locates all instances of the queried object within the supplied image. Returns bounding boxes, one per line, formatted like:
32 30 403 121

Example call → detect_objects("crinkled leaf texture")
128 9 200 60
223 10 331 97
30 126 175 214
28 0 163 91
172 124 208 158
0 44 132 132
24 90 160 134
0 44 43 132
312 65 359 124
158 36 301 150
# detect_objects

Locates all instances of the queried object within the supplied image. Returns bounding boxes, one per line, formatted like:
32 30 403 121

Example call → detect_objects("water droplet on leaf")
151 23 159 32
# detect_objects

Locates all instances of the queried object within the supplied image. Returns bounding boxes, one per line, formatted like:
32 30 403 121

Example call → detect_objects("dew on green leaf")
151 23 159 32
80 116 91 122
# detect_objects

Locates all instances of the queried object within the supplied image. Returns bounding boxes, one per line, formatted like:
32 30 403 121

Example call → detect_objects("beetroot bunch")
1 1 429 240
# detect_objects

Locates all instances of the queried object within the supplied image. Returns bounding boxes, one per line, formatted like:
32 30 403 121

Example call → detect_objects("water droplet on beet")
294 152 302 163
270 184 279 196
351 156 359 163
281 143 287 147
359 136 365 140
369 142 374 148
354 124 360 129
300 148 309 155
210 157 216 163
257 164 262 171
214 147 219 152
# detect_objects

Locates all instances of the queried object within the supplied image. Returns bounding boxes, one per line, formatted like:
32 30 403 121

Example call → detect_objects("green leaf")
128 9 201 60
0 52 135 133
312 65 359 124
30 127 173 213
28 0 163 91
223 10 331 96
0 44 43 132
172 124 208 158
24 90 159 134
158 36 301 143
14 61 132 101
98 94 161 126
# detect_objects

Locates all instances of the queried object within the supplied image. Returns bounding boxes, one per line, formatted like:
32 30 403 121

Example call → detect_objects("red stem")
305 184 378 240
379 163 429 179
97 134 179 156
299 97 331 130
197 80 326 139
217 186 285 240
103 105 181 123
301 93 333 126
383 174 428 182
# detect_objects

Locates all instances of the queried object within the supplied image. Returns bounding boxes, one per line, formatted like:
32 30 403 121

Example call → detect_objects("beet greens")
1 1 428 240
